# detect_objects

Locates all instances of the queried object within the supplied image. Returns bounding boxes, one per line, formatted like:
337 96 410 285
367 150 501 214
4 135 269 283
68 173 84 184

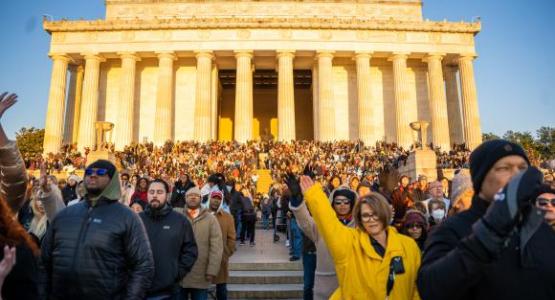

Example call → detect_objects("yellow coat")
304 184 421 300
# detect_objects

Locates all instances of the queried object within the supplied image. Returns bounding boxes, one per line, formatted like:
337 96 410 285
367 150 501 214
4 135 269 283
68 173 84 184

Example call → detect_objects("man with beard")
180 187 223 299
140 179 198 299
41 159 154 299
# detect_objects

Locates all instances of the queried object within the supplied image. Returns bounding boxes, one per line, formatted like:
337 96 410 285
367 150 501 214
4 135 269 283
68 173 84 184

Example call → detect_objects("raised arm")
289 201 319 243
299 176 354 263
0 92 28 214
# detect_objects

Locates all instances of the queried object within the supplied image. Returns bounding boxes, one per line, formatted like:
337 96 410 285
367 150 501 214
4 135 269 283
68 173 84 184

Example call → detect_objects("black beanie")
86 159 116 179
469 140 530 193
333 189 357 206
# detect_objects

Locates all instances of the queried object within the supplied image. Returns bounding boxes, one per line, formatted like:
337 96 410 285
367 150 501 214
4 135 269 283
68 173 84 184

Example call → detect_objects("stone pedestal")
87 150 116 166
398 149 437 181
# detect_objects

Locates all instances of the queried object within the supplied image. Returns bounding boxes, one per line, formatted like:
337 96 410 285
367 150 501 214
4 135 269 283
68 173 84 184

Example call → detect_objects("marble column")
425 54 451 151
311 64 319 141
154 52 176 146
43 54 70 154
63 64 83 145
355 52 375 146
194 51 214 142
77 53 104 151
277 50 296 141
115 52 140 150
458 55 482 150
234 51 254 143
211 65 219 140
444 64 464 145
390 53 413 149
316 51 335 142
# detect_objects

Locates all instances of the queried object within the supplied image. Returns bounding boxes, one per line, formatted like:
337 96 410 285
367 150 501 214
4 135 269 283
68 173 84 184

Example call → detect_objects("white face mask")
432 209 445 220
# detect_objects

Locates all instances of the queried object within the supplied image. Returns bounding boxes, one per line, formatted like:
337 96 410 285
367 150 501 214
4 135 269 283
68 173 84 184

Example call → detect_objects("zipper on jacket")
69 206 94 280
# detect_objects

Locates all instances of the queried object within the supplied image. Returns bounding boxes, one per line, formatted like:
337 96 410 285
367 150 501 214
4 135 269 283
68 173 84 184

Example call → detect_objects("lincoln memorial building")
42 0 483 154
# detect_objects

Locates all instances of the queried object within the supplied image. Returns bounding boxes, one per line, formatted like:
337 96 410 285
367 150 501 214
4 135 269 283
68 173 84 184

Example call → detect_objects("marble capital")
234 50 254 59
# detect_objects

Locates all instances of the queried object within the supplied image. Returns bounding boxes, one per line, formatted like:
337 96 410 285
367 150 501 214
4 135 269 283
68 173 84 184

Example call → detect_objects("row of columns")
43 50 482 153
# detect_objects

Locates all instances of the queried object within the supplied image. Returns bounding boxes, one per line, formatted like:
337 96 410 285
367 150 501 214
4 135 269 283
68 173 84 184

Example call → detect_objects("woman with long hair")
288 175 421 299
131 177 149 205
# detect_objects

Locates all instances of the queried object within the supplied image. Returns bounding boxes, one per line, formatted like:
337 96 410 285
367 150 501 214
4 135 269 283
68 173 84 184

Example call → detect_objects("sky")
0 0 553 139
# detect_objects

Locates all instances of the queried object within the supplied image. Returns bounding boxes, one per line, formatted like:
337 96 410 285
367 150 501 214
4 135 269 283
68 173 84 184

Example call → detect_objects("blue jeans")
303 252 317 300
216 283 227 300
262 212 270 230
181 288 208 300
290 218 302 258
234 210 242 239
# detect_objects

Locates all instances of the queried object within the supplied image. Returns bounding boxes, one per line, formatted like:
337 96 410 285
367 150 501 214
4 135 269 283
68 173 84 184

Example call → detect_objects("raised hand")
284 173 303 207
0 92 18 120
299 176 315 195
0 246 16 283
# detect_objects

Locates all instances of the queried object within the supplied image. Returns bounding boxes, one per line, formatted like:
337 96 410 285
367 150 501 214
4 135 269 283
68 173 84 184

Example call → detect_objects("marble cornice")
44 17 480 34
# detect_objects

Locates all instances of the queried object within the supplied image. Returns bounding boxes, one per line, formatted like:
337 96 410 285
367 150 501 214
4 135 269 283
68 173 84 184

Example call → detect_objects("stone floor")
230 228 291 264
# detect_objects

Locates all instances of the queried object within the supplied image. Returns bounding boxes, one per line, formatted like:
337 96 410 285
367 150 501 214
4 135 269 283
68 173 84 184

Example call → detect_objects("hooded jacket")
303 184 421 300
290 185 356 299
417 195 555 300
41 171 154 300
210 199 236 284
140 203 198 297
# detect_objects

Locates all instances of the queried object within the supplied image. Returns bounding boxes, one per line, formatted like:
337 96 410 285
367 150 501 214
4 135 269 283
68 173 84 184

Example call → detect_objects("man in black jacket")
418 140 555 300
140 179 198 299
41 160 154 300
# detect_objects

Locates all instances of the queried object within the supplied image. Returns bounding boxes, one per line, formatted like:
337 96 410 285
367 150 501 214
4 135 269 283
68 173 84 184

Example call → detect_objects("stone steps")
229 270 304 284
230 262 302 271
228 283 304 299
228 262 304 299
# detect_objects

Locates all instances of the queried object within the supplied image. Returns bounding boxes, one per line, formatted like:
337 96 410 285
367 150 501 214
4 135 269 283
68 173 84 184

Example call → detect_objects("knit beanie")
333 189 357 206
403 209 427 227
450 171 472 202
86 159 116 179
185 186 201 197
469 140 529 193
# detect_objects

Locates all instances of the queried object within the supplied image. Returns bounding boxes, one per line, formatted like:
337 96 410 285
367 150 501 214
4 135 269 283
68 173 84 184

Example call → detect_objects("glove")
303 163 316 179
285 173 303 207
473 167 544 255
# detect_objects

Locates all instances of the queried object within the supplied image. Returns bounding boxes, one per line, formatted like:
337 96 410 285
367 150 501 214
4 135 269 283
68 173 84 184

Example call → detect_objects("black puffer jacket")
140 203 198 297
418 196 555 300
41 174 154 300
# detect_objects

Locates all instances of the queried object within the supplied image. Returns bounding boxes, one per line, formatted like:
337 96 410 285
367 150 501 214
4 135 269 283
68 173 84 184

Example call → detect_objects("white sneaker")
285 240 290 247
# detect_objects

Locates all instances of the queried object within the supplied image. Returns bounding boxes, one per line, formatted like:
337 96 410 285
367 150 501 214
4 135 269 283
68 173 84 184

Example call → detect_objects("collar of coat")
186 207 209 222
359 226 405 261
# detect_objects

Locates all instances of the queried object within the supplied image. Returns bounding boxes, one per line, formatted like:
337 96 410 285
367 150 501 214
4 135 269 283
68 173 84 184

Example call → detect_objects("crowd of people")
1 90 555 300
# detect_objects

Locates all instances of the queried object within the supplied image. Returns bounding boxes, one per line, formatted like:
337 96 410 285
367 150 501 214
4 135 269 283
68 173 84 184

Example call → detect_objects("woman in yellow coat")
292 175 421 300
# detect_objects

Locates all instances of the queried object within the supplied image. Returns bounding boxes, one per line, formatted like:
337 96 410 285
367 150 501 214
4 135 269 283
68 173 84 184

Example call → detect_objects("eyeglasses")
85 168 109 177
360 213 380 222
333 198 351 205
537 198 555 207
405 223 423 229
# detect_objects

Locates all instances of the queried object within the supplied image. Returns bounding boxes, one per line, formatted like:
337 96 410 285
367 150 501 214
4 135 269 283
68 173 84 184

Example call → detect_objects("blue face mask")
226 185 232 192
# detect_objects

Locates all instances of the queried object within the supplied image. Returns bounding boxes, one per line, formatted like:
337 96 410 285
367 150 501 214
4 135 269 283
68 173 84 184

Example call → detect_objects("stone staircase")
228 228 303 300
228 261 303 299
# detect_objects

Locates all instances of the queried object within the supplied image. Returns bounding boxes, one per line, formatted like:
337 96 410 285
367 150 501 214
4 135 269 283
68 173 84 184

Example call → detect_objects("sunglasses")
333 198 351 205
537 198 555 207
85 168 109 177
